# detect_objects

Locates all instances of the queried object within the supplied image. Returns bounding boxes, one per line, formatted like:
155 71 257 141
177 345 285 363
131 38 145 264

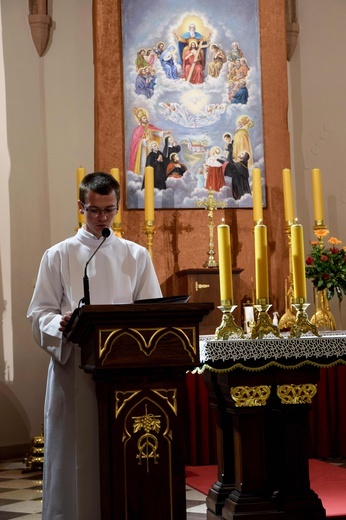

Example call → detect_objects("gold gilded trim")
152 389 178 415
230 385 271 407
115 390 142 418
99 326 197 363
195 358 346 374
277 383 317 404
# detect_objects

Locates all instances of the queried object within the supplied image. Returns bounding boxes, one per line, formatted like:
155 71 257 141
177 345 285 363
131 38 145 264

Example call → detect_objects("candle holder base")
215 305 244 340
203 257 218 268
143 222 156 258
251 304 281 340
290 302 321 338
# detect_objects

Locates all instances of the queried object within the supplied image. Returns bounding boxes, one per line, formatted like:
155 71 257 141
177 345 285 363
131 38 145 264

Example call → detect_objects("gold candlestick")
251 300 281 339
143 220 155 258
196 188 226 268
279 225 296 330
290 300 320 338
215 304 244 340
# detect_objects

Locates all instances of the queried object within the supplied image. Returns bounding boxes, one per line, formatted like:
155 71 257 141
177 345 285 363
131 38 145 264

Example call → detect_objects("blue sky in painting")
122 0 265 209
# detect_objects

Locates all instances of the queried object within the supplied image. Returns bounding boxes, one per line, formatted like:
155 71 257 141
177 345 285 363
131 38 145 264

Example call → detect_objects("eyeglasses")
82 203 117 216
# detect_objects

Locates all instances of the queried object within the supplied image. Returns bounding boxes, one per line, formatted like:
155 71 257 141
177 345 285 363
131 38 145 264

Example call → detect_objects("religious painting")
122 0 265 210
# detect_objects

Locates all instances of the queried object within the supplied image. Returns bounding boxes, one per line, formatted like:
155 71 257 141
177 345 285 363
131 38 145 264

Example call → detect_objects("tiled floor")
0 459 207 519
2 458 346 519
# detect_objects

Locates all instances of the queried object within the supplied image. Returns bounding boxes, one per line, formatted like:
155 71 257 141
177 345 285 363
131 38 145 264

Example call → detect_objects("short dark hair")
79 172 120 205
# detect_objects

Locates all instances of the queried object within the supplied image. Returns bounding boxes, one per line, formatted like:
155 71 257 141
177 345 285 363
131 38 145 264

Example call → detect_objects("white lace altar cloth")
198 331 346 372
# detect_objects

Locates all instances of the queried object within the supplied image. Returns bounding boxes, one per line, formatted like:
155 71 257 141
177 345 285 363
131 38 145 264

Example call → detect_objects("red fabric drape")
185 372 217 465
309 365 346 458
185 365 346 464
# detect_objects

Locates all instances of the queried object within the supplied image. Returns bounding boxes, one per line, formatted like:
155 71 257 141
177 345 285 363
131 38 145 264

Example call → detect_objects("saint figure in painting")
143 141 167 190
233 116 254 167
128 107 163 175
182 40 207 84
174 22 211 74
166 153 187 179
159 45 179 79
208 44 227 78
224 151 252 200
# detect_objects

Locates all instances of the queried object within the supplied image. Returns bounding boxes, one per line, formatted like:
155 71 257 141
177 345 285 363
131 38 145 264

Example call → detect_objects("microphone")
83 227 111 305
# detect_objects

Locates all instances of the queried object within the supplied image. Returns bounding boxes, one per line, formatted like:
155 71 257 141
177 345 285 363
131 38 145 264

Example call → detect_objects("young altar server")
27 172 162 519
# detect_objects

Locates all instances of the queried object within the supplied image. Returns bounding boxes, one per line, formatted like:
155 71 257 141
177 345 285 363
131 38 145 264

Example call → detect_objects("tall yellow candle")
282 168 295 223
254 222 269 302
77 167 85 225
217 223 233 303
252 168 263 223
311 168 324 224
144 166 154 222
110 168 121 225
291 222 307 301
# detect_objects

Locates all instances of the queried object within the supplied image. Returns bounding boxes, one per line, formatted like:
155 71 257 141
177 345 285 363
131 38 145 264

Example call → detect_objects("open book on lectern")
64 295 191 336
134 295 190 304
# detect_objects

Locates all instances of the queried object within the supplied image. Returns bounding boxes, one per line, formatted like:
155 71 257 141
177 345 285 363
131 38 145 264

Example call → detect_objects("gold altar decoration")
277 383 317 405
215 305 244 340
251 301 281 339
230 385 271 407
143 221 155 259
290 301 320 338
110 168 124 237
279 225 296 331
311 287 336 331
23 425 44 472
196 188 226 268
133 404 161 470
306 227 342 330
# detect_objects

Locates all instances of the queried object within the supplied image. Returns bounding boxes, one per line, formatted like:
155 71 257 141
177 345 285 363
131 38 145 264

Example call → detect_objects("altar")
197 331 346 520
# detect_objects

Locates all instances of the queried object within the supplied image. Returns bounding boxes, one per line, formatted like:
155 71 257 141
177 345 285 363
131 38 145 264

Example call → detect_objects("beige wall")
288 0 346 327
0 0 345 454
0 1 94 453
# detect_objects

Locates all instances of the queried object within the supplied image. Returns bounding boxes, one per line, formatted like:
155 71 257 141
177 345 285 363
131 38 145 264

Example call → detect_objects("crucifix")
196 188 226 268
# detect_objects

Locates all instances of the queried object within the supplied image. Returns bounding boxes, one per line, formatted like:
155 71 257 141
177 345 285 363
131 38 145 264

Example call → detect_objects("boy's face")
78 190 118 238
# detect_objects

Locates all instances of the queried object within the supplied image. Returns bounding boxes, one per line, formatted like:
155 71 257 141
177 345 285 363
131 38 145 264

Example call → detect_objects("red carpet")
186 459 346 518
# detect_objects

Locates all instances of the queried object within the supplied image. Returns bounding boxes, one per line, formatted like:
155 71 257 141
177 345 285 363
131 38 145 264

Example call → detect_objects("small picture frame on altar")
243 302 255 333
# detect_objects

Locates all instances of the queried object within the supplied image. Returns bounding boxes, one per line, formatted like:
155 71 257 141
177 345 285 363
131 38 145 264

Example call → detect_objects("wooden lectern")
70 302 213 520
